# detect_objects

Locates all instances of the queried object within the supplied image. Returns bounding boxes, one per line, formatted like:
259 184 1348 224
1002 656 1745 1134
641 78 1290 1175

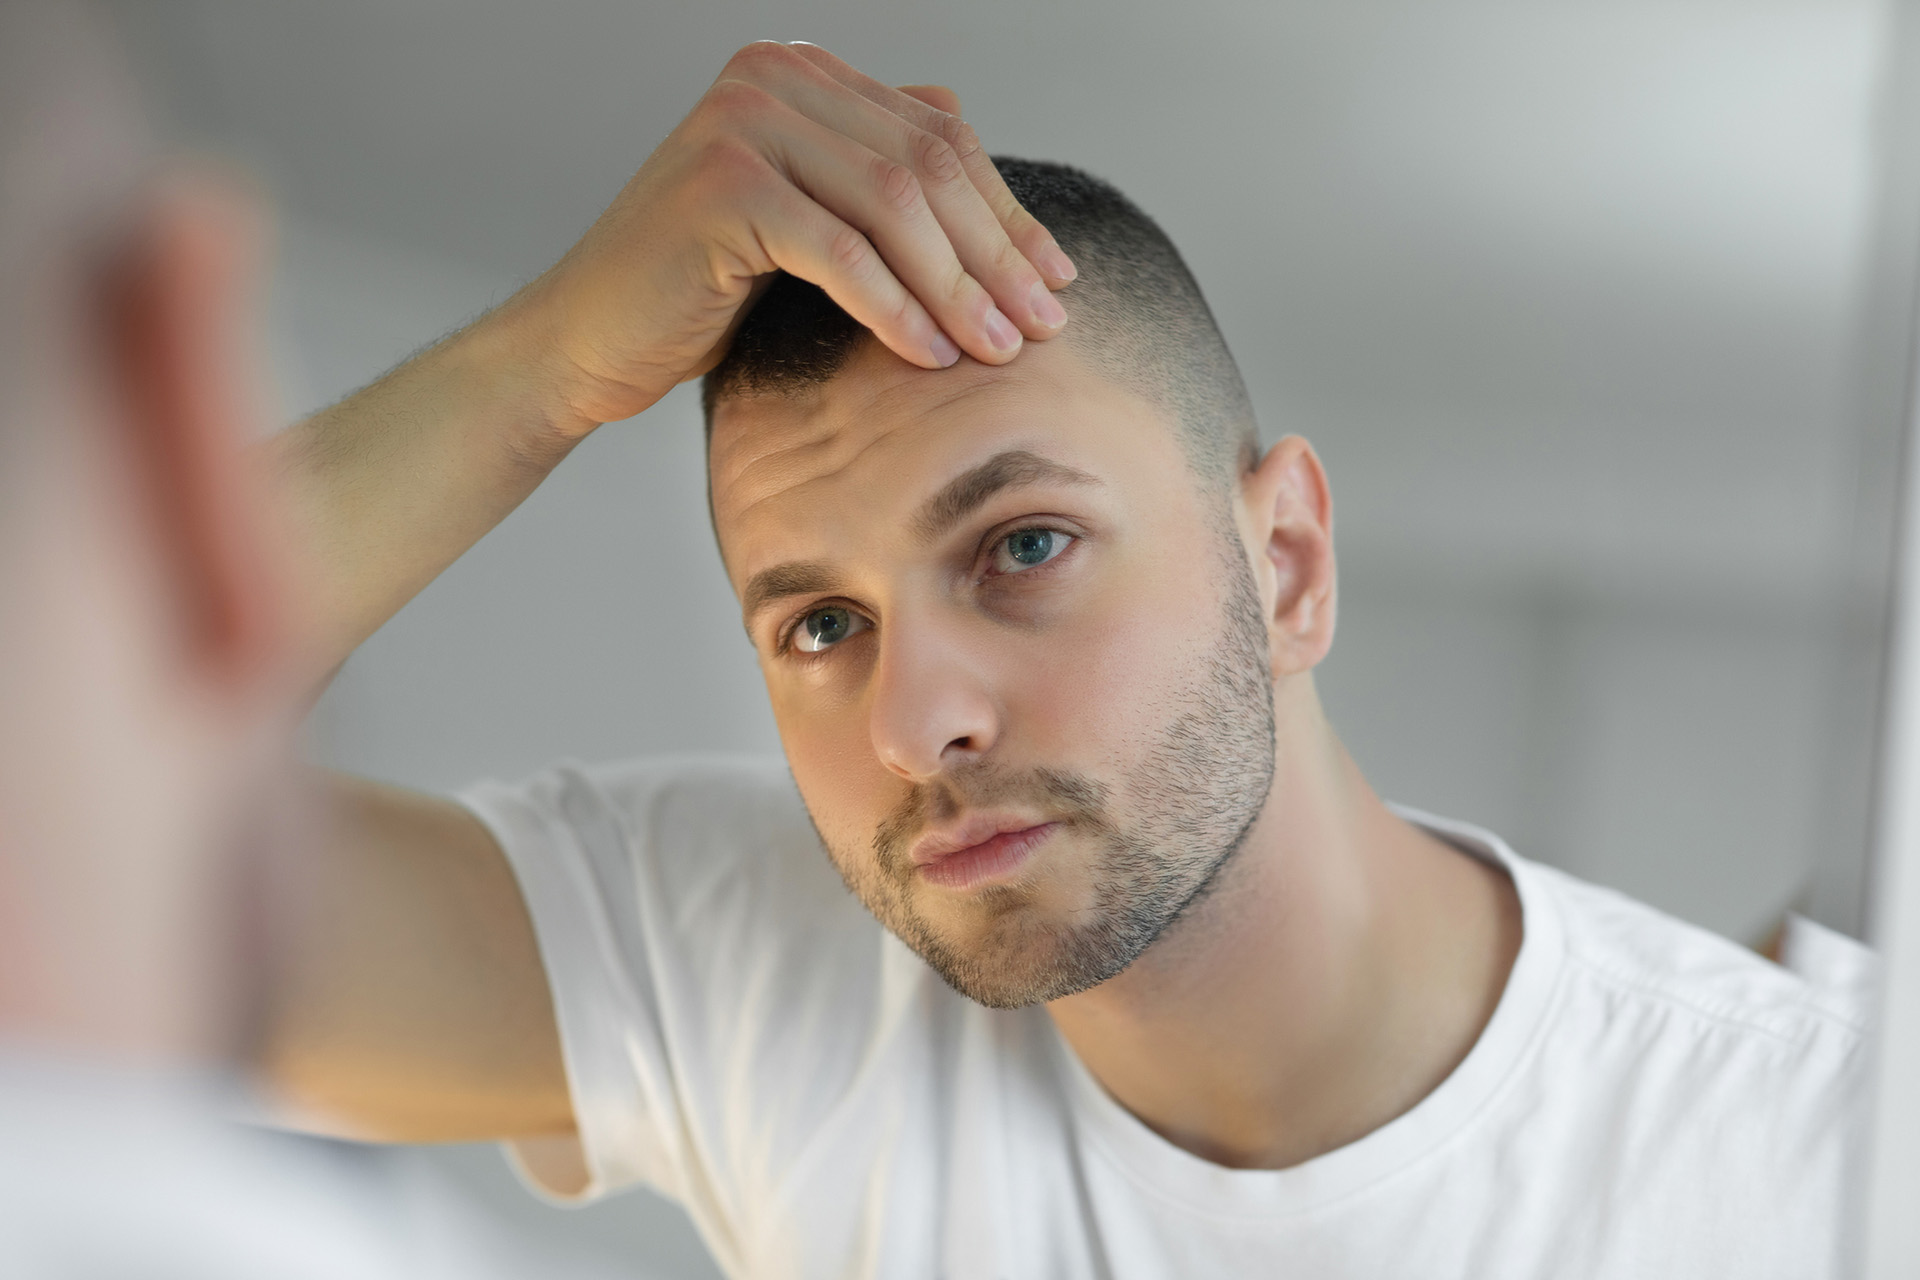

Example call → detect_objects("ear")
99 171 286 697
897 84 964 117
1239 435 1336 679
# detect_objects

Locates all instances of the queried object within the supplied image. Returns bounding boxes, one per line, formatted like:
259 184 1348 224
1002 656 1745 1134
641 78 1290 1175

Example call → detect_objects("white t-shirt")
462 755 1871 1280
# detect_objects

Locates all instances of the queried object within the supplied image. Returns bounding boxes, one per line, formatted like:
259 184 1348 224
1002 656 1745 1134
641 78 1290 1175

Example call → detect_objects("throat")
1044 776 1521 1171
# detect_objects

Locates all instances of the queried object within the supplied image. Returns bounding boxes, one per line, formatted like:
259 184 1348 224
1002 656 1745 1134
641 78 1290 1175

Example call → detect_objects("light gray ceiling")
107 0 1892 598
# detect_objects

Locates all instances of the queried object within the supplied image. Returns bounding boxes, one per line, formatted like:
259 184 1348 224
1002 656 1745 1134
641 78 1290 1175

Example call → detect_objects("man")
264 41 1869 1277
0 4 624 1275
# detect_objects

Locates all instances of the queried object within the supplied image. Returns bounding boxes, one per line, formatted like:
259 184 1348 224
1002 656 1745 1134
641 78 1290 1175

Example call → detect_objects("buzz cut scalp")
701 157 1259 484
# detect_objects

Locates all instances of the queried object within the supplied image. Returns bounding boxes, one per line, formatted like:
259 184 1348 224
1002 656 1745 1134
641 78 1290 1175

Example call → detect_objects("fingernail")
931 332 962 367
984 308 1021 354
1038 244 1078 283
1030 280 1067 330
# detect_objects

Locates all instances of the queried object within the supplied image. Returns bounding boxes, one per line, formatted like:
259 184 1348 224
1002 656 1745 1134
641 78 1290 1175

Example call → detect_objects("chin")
904 901 1140 1010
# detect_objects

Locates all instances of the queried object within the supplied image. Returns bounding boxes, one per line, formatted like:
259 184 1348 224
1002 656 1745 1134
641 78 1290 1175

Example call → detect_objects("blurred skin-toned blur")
0 0 304 1072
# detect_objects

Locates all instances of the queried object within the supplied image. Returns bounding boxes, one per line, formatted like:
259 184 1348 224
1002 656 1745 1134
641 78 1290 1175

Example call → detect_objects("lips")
910 818 1059 891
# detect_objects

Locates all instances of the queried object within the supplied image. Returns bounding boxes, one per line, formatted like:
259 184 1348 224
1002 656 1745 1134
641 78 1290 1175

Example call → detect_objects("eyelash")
777 603 862 661
773 520 1084 659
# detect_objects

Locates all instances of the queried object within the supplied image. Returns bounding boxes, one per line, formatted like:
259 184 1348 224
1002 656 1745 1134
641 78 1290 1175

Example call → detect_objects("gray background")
107 1 1900 1275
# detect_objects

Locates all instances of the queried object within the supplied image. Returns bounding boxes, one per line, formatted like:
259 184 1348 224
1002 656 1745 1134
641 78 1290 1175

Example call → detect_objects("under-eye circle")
991 528 1075 575
792 605 869 653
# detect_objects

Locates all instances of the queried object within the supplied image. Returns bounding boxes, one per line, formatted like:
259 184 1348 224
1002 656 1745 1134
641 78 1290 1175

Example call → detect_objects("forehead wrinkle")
723 413 919 541
719 358 1035 485
867 362 1026 418
714 351 1104 586
716 365 1028 555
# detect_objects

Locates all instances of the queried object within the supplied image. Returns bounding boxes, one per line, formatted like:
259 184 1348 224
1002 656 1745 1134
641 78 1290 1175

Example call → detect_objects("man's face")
710 337 1276 1007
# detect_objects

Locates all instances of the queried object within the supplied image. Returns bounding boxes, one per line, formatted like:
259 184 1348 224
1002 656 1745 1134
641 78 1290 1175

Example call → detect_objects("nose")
868 609 1001 782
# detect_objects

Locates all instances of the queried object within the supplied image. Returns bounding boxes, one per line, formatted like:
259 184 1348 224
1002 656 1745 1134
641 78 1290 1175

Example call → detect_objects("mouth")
910 819 1059 891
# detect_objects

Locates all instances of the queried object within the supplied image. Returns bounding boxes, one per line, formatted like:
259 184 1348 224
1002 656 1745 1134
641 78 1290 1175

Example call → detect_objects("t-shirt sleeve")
455 755 884 1217
1778 912 1878 1013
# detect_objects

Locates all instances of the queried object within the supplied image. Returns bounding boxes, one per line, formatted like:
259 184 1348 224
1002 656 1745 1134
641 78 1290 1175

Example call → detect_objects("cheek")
757 531 1236 833
1000 550 1227 769
766 678 897 856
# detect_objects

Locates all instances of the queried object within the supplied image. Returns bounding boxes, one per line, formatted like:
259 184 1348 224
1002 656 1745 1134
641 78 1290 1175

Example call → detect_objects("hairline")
703 322 1258 533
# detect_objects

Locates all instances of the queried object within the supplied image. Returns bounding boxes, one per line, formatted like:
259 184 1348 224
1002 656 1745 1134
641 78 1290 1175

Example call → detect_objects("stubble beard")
818 539 1279 1009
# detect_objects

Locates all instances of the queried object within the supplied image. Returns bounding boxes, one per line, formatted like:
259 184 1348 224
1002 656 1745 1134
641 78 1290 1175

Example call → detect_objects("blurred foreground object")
0 4 614 1275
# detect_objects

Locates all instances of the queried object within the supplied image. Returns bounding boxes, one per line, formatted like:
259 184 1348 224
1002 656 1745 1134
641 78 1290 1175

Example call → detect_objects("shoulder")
1516 855 1871 1187
575 751 807 824
462 752 826 892
1401 804 1873 1063
467 750 809 837
457 756 900 1207
1502 860 1872 1261
1528 857 1871 1055
1407 806 1868 1187
459 753 869 992
583 753 820 871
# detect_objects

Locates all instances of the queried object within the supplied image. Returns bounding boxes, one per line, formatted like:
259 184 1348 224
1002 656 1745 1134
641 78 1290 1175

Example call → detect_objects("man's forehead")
711 340 1061 495
708 336 1142 549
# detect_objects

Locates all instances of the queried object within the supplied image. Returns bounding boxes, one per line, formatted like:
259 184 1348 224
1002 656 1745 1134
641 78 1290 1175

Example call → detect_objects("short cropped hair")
702 157 1258 484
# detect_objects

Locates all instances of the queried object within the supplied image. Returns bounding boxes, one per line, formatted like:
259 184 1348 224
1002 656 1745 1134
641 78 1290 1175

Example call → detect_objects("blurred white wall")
111 0 1900 1275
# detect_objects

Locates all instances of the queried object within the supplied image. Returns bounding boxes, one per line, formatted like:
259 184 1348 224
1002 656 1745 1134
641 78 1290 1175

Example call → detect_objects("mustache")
872 764 1114 878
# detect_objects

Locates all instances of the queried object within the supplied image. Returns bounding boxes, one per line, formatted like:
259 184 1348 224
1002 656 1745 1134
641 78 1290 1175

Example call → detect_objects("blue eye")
792 605 869 653
992 528 1074 574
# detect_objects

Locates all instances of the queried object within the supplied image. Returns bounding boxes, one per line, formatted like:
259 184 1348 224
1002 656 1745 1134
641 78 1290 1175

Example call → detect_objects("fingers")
756 98 1023 366
786 44 1078 288
705 40 1080 368
750 55 1062 350
750 173 962 370
897 84 963 116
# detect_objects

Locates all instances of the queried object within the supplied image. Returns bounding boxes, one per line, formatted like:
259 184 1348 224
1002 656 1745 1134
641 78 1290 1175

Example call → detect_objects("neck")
1045 677 1521 1169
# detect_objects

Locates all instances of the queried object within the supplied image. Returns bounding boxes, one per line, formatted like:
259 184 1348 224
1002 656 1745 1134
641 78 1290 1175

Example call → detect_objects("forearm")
256 772 574 1142
265 44 1074 687
267 298 598 683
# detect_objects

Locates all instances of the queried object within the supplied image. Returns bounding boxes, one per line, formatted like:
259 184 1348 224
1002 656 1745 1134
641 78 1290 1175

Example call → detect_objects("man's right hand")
516 41 1077 435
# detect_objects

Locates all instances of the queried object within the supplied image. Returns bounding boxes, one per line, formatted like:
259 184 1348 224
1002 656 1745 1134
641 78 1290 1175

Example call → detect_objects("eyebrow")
910 449 1101 544
738 450 1102 631
740 560 844 632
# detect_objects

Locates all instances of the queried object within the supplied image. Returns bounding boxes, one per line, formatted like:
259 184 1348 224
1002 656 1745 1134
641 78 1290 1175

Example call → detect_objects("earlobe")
100 172 285 696
1243 435 1336 677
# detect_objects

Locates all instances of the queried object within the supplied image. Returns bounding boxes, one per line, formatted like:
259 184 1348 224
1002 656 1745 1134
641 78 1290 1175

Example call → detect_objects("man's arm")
260 776 573 1141
255 43 1073 1141
267 312 584 679
269 45 1073 684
